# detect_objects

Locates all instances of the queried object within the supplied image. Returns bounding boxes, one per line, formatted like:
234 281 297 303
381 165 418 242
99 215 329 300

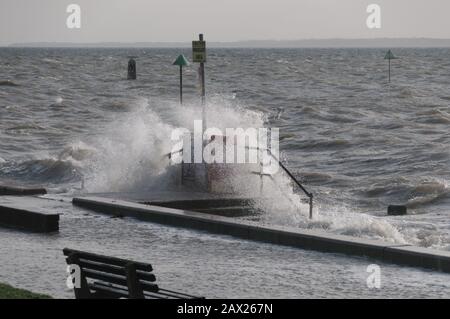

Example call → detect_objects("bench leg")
125 263 145 299
66 253 91 299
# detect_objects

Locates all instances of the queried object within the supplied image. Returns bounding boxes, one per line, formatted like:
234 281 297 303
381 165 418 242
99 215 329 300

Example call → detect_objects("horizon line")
5 38 450 48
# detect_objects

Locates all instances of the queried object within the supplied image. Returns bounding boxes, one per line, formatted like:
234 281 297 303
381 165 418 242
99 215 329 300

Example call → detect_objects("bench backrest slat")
77 259 156 282
82 269 159 293
63 248 152 271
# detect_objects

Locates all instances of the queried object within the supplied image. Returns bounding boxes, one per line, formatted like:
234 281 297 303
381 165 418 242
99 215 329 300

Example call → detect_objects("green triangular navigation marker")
173 54 190 66
384 50 398 60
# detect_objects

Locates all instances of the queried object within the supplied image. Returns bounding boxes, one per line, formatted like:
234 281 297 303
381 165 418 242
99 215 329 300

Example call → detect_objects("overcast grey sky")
0 0 449 45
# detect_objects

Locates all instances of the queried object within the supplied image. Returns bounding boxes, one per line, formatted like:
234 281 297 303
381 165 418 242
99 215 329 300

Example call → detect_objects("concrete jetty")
73 196 450 273
0 185 47 196
0 196 59 233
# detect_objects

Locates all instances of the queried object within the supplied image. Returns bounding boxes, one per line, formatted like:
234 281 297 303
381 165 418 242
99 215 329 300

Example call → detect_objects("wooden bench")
63 248 204 299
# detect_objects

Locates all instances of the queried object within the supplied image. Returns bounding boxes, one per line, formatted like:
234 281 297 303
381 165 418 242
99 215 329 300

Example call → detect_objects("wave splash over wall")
1 95 448 249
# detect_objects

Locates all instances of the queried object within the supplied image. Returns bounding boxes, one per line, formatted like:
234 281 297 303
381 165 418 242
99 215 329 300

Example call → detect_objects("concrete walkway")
73 196 450 273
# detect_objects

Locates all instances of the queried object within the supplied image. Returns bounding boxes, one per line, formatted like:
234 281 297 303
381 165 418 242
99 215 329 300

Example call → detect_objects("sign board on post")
192 40 206 63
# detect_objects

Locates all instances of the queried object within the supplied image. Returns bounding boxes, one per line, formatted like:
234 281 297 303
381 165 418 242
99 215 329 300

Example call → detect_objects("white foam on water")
54 96 64 105
82 98 174 192
255 186 408 244
406 178 449 208
313 207 407 244
77 95 267 193
254 176 450 248
58 141 96 164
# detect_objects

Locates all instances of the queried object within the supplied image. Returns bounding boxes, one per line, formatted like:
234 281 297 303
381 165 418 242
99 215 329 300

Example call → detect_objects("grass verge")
0 282 52 299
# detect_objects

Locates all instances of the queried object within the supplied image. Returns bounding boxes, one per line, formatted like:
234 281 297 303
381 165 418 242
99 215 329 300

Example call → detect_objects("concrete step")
195 206 258 217
145 198 254 211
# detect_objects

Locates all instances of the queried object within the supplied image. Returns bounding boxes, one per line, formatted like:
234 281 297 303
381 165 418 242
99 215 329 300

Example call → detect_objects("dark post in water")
198 34 206 105
193 34 208 188
193 34 207 132
384 50 398 83
127 58 137 80
173 54 190 104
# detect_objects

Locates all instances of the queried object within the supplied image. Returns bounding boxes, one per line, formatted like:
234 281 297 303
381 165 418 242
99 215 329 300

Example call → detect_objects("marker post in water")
193 34 208 188
173 54 189 104
384 50 398 83
127 57 137 80
193 34 207 131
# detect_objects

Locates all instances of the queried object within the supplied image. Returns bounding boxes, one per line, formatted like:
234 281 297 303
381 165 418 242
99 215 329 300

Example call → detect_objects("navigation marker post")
173 54 190 104
384 50 398 83
193 34 208 189
193 34 207 133
127 56 137 80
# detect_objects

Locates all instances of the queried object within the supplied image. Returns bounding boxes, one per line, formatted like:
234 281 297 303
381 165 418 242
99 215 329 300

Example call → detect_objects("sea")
0 47 449 297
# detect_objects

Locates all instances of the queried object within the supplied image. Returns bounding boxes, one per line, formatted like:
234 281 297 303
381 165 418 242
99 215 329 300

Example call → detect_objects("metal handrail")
247 146 314 219
164 148 183 160
164 144 314 219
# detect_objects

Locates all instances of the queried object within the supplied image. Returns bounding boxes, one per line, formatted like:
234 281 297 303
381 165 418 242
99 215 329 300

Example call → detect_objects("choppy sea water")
0 48 450 297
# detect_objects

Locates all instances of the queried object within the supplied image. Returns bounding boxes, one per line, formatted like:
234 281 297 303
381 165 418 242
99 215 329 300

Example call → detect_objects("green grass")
0 283 52 299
